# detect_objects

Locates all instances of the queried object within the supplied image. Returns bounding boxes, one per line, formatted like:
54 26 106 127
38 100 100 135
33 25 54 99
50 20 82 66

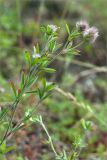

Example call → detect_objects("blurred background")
0 0 107 159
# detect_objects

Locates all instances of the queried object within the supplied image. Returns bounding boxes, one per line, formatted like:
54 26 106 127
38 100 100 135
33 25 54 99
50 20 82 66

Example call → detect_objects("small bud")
18 88 21 95
23 93 26 97
20 123 24 126
0 87 5 93
32 53 41 59
9 80 17 97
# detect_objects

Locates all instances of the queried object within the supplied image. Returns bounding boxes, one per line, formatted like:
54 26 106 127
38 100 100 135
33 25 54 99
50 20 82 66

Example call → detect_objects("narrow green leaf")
38 88 43 99
66 24 70 35
49 40 56 52
33 46 36 53
36 43 39 53
25 51 31 65
20 72 25 89
69 30 80 40
40 26 46 33
81 119 87 130
41 92 51 100
42 78 46 90
43 68 56 73
9 80 17 97
46 83 55 91
3 145 16 154
0 108 8 120
26 90 37 94
0 142 6 153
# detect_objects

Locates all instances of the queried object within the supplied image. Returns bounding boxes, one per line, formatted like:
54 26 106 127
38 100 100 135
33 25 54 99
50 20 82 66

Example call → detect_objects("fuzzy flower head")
83 27 99 43
32 53 41 59
47 24 58 33
76 20 89 32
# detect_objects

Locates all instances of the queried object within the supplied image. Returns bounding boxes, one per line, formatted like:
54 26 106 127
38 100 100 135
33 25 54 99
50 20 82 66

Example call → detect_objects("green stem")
0 100 19 146
72 41 84 49
39 116 58 157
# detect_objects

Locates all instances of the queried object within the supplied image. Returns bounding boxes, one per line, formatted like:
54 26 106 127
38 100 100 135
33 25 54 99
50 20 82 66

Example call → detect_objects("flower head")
83 27 99 43
76 20 89 32
32 53 41 59
48 24 58 32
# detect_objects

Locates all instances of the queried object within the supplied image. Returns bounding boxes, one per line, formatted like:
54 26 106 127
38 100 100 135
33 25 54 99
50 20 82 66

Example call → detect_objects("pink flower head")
76 20 89 32
83 27 99 43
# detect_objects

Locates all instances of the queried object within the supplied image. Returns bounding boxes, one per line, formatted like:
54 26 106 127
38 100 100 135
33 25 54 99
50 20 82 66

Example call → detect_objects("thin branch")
55 87 107 128
55 87 77 102
72 67 107 85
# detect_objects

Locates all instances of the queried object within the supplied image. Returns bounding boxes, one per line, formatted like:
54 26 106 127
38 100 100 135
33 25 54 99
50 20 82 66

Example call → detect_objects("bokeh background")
0 0 107 159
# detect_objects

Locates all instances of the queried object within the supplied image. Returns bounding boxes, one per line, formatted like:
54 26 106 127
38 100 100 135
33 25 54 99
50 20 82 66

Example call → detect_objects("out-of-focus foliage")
0 0 107 159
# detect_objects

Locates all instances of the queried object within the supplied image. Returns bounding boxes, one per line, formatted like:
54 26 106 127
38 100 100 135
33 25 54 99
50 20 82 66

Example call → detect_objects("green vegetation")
0 0 107 159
